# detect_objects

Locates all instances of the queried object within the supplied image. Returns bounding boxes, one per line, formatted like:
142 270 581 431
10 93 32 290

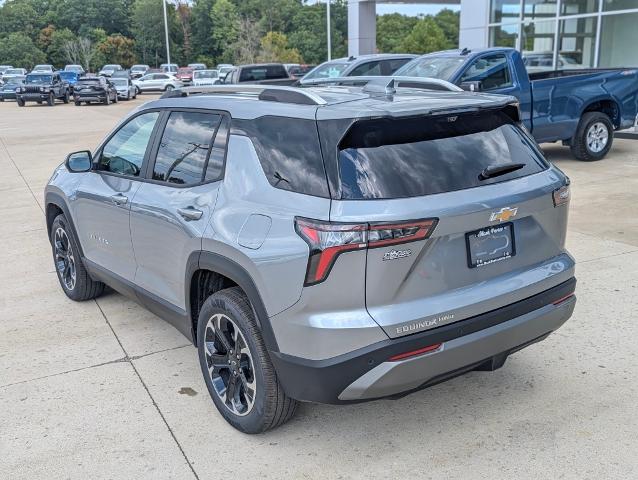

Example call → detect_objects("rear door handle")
177 206 203 221
110 193 128 205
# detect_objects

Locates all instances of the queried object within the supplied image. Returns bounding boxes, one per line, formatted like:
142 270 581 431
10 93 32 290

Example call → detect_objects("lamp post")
326 0 331 61
162 0 171 66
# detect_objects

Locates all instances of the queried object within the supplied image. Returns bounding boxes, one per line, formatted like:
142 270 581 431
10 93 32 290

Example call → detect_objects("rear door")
329 110 573 338
130 110 228 310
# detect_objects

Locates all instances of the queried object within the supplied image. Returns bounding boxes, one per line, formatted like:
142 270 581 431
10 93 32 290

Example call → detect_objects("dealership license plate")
466 223 515 268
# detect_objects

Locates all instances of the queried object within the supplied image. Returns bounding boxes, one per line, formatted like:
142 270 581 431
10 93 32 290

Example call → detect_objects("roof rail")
160 84 327 105
300 76 462 93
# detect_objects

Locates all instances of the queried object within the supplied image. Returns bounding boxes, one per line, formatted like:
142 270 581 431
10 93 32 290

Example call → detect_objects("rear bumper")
270 277 576 404
75 94 105 102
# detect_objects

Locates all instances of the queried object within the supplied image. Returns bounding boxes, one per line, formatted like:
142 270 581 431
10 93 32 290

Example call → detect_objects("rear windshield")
239 65 288 81
304 62 349 80
337 111 547 200
395 56 465 80
77 79 100 85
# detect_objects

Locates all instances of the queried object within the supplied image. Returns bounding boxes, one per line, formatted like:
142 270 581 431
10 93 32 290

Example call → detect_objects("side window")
99 112 160 177
349 61 382 77
205 115 230 182
382 58 412 74
460 54 512 90
152 111 221 186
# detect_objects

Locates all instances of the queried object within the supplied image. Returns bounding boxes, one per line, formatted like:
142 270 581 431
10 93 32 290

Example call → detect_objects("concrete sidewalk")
1 98 637 479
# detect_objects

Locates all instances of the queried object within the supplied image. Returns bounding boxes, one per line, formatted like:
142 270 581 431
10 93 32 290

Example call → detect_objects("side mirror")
460 81 483 92
65 150 92 173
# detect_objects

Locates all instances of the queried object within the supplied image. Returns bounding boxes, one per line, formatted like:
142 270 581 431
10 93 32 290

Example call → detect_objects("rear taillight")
553 184 570 207
295 217 437 286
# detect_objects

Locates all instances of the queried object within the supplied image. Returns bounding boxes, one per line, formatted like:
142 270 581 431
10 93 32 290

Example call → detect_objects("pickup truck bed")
395 47 638 161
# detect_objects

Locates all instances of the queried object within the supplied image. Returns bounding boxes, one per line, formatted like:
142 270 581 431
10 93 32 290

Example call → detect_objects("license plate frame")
465 222 516 269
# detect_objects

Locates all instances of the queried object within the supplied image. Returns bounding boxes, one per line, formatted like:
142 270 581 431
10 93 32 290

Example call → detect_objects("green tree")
287 0 347 65
377 13 418 53
52 0 131 37
400 16 449 54
0 32 47 68
132 0 177 66
97 34 137 67
258 31 302 63
210 0 239 63
190 0 216 62
433 9 460 49
0 1 41 40
48 28 77 67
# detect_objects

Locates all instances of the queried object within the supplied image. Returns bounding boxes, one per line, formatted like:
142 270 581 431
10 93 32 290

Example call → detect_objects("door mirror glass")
460 81 483 92
66 150 92 172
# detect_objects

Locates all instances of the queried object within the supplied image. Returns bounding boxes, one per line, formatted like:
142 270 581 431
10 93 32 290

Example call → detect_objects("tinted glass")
395 56 465 80
26 75 51 84
337 112 547 200
99 112 159 177
152 112 221 185
460 54 512 90
233 116 329 197
383 58 412 73
204 116 230 182
239 65 288 81
303 62 349 79
349 61 382 76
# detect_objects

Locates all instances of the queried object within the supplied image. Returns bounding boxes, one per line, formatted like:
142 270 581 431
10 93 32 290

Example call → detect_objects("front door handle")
110 193 128 205
177 206 203 221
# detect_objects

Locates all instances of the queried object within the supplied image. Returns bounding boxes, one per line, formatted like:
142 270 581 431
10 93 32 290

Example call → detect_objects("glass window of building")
561 0 599 16
523 0 557 20
602 0 638 11
522 20 556 71
558 16 598 68
489 24 520 48
599 11 638 67
490 0 521 23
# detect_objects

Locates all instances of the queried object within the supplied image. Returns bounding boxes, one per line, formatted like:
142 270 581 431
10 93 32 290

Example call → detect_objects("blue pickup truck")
396 47 638 161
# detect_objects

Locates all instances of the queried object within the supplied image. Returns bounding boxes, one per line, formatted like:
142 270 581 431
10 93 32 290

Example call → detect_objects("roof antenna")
460 48 471 55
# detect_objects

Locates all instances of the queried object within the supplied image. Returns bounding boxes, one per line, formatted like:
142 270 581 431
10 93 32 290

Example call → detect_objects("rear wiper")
479 163 525 181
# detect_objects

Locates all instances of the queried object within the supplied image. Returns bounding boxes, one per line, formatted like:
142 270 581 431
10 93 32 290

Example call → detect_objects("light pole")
162 0 171 66
326 0 331 61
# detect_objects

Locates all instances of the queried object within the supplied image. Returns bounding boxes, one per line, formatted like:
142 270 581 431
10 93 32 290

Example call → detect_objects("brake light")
295 217 437 286
553 184 570 207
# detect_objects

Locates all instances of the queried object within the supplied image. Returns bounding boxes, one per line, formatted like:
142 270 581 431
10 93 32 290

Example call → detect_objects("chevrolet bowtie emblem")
490 207 518 222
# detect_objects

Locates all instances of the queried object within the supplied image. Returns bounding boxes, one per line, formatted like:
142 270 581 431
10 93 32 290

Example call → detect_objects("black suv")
16 72 70 106
73 77 118 105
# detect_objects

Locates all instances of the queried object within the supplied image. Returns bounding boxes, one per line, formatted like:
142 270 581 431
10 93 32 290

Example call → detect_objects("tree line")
0 0 459 70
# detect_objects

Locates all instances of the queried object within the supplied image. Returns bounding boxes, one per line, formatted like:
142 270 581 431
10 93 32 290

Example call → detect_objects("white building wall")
459 0 489 48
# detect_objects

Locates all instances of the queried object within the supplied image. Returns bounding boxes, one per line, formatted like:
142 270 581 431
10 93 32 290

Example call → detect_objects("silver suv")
45 79 576 433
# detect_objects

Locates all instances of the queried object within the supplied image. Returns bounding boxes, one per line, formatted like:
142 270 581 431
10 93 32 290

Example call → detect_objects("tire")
47 93 54 106
0 98 4 102
113 93 118 103
17 98 24 107
126 92 130 101
570 111 614 161
50 214 105 301
63 90 70 104
103 95 110 106
197 287 297 434
74 100 81 106
165 84 174 92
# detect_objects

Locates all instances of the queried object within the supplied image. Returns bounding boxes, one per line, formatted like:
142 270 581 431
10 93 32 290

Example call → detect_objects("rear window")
239 65 288 81
337 111 547 200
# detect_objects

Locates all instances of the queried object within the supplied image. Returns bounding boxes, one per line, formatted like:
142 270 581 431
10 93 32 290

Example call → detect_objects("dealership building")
349 0 638 69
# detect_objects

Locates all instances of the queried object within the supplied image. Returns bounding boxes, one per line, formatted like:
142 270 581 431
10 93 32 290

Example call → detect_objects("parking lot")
1 97 637 479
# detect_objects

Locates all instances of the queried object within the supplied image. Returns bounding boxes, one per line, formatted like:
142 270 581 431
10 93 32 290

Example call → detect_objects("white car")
192 69 220 86
64 65 85 75
110 77 137 100
133 73 183 93
32 64 54 73
2 68 27 82
99 64 123 77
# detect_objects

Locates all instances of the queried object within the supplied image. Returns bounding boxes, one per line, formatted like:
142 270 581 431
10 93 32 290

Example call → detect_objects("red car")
176 67 193 85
